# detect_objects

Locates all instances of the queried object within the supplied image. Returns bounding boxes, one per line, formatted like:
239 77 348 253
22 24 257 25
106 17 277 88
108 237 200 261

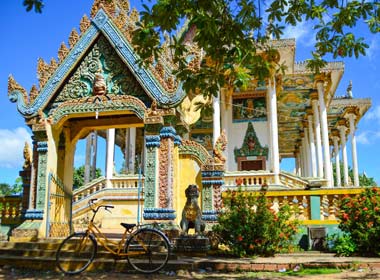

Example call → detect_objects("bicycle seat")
121 223 136 230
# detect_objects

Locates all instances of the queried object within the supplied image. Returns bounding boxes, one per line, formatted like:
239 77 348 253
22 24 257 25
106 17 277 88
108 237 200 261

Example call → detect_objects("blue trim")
37 142 48 152
202 180 224 185
9 8 186 117
202 210 219 221
143 208 176 220
23 209 44 220
202 170 224 177
159 126 177 139
145 135 161 148
174 135 182 146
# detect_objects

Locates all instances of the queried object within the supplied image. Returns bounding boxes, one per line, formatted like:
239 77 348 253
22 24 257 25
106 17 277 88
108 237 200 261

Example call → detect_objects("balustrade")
0 196 23 224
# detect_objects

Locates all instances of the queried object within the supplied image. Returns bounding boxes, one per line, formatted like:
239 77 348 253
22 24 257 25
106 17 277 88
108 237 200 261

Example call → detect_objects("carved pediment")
234 122 268 160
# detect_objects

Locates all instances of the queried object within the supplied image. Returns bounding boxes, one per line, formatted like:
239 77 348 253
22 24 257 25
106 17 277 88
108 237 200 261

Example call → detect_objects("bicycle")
55 199 171 275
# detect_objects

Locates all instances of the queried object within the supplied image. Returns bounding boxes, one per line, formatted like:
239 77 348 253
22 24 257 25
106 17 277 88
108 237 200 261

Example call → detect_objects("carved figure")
180 184 205 235
213 129 227 164
23 142 32 170
93 72 107 96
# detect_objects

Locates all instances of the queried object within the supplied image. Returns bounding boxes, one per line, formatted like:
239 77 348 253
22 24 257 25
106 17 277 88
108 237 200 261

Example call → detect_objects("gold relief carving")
49 58 58 74
337 118 348 127
129 8 139 23
58 42 69 63
310 91 318 100
275 74 283 95
68 28 80 49
114 12 127 30
79 15 91 34
37 58 50 89
8 75 28 104
29 85 39 103
344 106 360 117
91 0 117 18
213 130 227 165
159 139 169 208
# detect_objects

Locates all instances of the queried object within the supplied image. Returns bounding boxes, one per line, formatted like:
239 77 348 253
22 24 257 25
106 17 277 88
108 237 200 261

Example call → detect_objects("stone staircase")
0 239 191 273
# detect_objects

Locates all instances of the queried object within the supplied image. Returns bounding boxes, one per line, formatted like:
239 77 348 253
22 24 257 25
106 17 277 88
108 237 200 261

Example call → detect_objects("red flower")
375 207 379 212
342 213 349 220
237 235 243 242
363 207 368 211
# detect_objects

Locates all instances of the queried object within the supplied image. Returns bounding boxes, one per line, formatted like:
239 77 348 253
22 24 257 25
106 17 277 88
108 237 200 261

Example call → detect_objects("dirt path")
0 267 379 280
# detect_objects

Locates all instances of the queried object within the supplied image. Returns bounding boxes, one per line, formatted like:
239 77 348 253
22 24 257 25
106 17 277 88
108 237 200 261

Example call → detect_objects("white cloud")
356 130 380 145
0 127 32 168
367 37 380 61
282 21 316 47
364 105 380 123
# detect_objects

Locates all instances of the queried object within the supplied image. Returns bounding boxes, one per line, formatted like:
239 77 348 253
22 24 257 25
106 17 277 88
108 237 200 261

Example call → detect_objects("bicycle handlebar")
88 199 114 218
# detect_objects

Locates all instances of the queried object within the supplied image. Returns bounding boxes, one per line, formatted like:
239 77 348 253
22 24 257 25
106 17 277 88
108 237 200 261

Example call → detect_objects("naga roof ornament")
8 0 187 118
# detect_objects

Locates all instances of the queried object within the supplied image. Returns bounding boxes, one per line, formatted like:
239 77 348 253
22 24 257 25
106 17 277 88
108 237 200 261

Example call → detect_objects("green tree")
132 0 380 100
73 165 102 189
332 163 377 187
0 177 23 196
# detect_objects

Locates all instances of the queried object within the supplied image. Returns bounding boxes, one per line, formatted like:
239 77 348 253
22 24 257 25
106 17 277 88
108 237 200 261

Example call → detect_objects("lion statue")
180 184 205 235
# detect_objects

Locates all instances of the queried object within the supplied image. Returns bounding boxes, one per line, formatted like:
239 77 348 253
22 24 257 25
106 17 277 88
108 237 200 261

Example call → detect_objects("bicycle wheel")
126 228 170 273
56 232 97 275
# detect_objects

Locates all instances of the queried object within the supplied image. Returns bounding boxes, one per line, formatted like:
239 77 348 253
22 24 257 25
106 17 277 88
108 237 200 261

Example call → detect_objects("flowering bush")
212 188 299 257
338 187 380 256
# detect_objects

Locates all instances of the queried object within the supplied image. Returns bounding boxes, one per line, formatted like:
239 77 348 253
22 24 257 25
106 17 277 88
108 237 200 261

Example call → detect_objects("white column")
308 115 317 177
348 114 359 187
333 136 341 187
338 125 349 186
300 144 305 176
304 128 311 177
106 128 115 181
317 81 332 186
213 91 221 145
312 99 323 178
129 127 136 174
268 76 280 184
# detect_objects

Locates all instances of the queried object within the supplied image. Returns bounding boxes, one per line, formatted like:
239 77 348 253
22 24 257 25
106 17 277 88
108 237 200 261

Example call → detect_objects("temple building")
6 0 371 239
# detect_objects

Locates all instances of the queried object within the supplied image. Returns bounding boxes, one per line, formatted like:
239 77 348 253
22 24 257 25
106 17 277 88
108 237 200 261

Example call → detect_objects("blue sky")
0 0 379 185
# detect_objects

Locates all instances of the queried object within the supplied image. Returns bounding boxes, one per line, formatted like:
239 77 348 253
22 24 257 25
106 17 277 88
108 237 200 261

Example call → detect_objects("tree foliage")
332 163 377 187
0 177 23 196
73 165 102 189
132 0 380 98
23 1 380 99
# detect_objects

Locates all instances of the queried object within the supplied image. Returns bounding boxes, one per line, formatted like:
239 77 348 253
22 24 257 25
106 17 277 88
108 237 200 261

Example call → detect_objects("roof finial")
346 80 353 98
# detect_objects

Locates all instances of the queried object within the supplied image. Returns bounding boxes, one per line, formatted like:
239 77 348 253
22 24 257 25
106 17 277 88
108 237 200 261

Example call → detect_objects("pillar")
338 123 349 186
348 113 359 187
311 94 323 178
213 91 221 145
105 128 115 181
129 127 137 174
316 80 332 186
332 134 341 187
90 131 97 180
307 114 317 177
267 76 280 184
84 134 92 184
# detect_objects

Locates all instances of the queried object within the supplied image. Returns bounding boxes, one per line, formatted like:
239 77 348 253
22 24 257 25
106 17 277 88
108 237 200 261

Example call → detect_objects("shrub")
212 188 299 257
338 187 380 256
327 233 357 256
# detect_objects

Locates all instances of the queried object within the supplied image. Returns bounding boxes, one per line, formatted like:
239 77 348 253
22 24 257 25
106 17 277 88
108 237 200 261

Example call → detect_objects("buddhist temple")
4 0 371 240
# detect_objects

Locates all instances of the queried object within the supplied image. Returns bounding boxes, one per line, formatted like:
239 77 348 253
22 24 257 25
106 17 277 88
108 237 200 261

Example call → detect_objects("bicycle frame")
83 201 153 258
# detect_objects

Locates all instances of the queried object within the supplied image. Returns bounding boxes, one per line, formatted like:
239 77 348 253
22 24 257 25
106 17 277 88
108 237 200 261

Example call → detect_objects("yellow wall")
175 157 202 225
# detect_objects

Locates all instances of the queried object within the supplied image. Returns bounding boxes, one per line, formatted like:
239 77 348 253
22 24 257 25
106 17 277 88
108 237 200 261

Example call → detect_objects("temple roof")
8 0 186 119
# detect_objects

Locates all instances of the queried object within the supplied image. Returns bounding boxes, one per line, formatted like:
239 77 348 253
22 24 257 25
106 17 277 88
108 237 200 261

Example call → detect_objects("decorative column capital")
310 91 319 100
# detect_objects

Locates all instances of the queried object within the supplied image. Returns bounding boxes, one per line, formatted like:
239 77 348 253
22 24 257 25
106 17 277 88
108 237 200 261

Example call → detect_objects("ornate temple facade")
7 0 371 239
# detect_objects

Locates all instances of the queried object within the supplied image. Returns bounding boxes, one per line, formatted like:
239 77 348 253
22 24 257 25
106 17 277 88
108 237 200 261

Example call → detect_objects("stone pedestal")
174 235 210 255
